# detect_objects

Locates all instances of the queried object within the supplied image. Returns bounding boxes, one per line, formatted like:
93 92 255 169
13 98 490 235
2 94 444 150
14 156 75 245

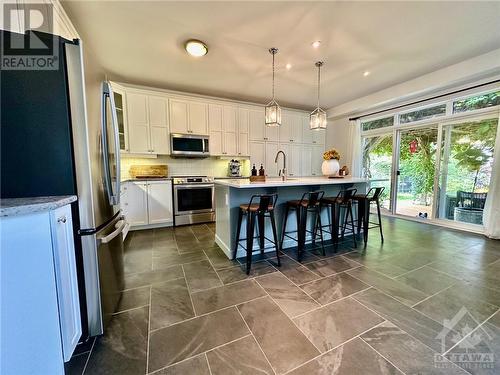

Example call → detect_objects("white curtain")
349 120 362 177
483 112 500 239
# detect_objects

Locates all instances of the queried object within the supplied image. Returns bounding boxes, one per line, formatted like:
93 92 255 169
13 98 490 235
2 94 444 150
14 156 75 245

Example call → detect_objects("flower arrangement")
323 148 341 161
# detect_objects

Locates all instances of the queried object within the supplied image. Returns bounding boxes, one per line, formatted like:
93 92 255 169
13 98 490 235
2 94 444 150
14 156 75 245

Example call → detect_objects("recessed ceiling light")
286 63 292 70
184 39 208 57
363 71 370 77
311 40 321 48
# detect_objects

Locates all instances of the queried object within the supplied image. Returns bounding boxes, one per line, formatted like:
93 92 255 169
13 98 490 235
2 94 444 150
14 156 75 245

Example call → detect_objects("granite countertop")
214 176 384 189
0 195 77 217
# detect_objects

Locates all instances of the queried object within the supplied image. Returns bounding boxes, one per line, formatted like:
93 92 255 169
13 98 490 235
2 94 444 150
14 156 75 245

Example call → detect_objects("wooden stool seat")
286 199 314 207
240 203 274 212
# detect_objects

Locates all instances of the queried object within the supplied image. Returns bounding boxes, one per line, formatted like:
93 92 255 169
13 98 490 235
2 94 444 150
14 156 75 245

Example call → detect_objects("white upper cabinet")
127 92 150 153
290 113 303 143
148 96 169 154
265 123 279 142
237 107 250 156
112 85 129 152
279 112 291 143
301 114 313 144
169 99 189 134
189 101 209 134
312 129 326 145
223 106 237 133
249 108 265 141
208 104 223 132
127 92 169 154
224 132 238 156
169 99 208 135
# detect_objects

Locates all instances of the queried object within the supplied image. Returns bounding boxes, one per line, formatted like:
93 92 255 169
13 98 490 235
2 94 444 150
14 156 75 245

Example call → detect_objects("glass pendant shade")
310 107 327 130
310 61 327 130
266 47 281 127
265 99 282 127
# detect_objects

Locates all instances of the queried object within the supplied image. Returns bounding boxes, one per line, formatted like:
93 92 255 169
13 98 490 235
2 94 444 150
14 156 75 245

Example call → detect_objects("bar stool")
318 188 357 249
233 194 280 274
280 191 325 262
352 187 385 246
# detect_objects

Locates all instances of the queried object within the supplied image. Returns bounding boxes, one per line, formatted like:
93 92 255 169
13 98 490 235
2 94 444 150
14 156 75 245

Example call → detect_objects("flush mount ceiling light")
184 39 208 57
311 40 321 48
310 61 327 130
363 71 371 77
265 47 281 127
286 63 292 70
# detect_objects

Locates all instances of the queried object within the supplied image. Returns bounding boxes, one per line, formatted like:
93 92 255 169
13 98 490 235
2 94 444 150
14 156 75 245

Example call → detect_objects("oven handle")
174 184 215 190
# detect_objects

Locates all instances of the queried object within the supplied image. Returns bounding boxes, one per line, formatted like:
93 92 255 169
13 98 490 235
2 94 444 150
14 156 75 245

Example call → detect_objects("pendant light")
265 48 281 127
310 61 327 130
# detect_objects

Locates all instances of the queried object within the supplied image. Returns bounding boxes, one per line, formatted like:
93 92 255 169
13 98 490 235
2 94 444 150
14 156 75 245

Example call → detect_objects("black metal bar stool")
352 187 385 246
318 188 358 249
233 194 280 274
280 191 325 262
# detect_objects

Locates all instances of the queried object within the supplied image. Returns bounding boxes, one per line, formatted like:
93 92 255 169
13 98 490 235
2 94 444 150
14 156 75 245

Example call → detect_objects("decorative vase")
321 159 340 177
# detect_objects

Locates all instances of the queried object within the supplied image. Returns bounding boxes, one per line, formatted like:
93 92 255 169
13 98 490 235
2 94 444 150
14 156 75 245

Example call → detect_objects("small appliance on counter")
129 164 168 179
228 159 241 177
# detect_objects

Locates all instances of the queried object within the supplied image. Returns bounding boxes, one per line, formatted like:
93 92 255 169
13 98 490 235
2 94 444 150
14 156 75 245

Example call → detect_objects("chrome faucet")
275 150 287 181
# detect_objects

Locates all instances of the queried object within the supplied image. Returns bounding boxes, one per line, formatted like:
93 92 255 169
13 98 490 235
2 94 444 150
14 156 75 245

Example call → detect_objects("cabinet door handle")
57 216 67 224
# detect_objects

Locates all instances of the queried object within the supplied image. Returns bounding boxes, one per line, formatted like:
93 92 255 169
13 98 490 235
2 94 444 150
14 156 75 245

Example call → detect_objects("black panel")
1 30 76 198
177 187 213 211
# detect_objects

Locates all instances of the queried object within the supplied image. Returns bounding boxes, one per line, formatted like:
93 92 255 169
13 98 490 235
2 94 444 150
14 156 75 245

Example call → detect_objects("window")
399 104 446 124
361 116 394 131
453 91 500 113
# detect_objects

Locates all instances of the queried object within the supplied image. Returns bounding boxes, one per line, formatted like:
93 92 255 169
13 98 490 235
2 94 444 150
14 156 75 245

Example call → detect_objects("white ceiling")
62 1 500 110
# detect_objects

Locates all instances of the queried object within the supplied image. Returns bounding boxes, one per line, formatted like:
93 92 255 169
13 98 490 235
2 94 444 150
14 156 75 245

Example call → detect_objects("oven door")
170 134 209 157
174 184 214 215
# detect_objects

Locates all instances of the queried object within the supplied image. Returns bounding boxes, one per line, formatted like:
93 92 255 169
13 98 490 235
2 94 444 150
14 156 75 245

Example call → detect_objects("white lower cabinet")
1 203 81 374
147 181 174 224
126 180 173 229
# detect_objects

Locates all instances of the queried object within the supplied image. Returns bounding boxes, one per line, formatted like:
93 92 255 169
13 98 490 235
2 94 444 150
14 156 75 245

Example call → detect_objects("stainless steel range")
172 176 215 226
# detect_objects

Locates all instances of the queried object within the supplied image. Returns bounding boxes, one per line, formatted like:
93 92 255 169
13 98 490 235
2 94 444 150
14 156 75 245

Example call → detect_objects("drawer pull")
57 216 67 224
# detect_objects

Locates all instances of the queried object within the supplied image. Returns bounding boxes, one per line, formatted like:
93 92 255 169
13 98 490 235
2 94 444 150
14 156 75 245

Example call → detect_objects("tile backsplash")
120 154 250 180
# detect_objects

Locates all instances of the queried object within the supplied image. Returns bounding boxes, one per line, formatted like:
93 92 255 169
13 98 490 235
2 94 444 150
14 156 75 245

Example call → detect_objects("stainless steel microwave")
170 134 210 158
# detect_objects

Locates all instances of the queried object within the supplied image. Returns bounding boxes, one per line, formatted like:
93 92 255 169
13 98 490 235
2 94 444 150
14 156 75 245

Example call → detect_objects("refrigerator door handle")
99 219 126 244
101 81 121 206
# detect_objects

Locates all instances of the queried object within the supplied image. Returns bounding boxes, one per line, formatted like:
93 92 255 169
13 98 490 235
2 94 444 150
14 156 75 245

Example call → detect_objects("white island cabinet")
1 196 81 375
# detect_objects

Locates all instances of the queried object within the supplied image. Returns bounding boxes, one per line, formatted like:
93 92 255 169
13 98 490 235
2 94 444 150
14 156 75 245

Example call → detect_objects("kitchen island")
214 177 379 259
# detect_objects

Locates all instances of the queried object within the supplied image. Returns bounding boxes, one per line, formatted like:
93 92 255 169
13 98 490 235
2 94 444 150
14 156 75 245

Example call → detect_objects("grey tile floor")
66 218 500 375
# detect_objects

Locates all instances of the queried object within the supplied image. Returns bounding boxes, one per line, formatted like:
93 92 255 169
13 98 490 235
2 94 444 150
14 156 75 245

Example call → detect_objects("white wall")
325 116 353 171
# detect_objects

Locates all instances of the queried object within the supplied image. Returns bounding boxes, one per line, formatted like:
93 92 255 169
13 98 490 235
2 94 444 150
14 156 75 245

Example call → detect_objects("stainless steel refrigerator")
1 30 125 338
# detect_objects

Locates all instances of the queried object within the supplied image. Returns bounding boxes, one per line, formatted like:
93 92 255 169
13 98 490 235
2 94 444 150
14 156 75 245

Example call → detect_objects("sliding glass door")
361 133 393 212
395 126 439 218
436 117 498 226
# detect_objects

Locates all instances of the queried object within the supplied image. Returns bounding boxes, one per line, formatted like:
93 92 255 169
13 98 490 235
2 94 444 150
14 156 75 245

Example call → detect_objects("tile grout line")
148 294 270 334
253 280 324 355
202 249 225 287
389 261 438 279
112 303 150 316
235 307 277 375
282 320 389 375
181 264 198 316
80 335 96 375
443 306 500 356
145 285 152 374
410 284 456 308
148 334 254 374
358 332 409 375
120 276 186 292
204 353 214 375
